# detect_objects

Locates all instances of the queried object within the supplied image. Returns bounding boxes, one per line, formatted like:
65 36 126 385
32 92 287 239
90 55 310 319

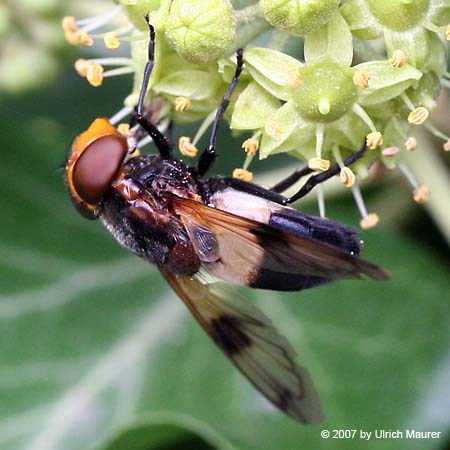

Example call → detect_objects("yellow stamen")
265 120 282 141
308 158 330 172
74 58 91 77
117 123 131 137
287 64 303 87
404 137 417 151
232 168 253 182
175 96 191 112
353 70 371 89
382 146 399 157
366 131 383 149
242 137 259 156
178 136 198 157
408 107 429 125
413 185 430 204
340 167 355 188
389 49 407 68
62 16 78 33
360 213 379 229
104 32 121 50
446 24 450 41
87 63 104 87
443 139 450 152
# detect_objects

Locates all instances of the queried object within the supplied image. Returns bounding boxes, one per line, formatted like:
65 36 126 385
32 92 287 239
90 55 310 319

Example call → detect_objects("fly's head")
66 118 129 219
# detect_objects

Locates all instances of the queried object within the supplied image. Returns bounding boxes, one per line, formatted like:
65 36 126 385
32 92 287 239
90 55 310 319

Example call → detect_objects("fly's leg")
197 48 244 176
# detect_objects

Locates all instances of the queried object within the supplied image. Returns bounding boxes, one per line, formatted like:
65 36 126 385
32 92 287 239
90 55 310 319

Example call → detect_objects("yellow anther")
175 96 191 112
389 49 407 68
443 139 450 152
86 63 104 87
353 70 371 89
62 16 78 33
308 158 330 172
74 58 91 77
360 213 379 229
413 185 430 204
382 146 399 157
242 137 259 156
265 120 282 141
287 64 303 87
366 131 383 149
66 30 94 46
128 0 137 4
408 107 429 125
178 136 198 157
232 168 253 182
117 123 131 137
104 32 121 50
404 136 417 151
339 167 356 188
446 24 450 41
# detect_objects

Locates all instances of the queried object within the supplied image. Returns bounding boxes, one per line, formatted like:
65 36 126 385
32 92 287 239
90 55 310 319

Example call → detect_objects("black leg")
197 48 244 176
133 15 173 160
287 144 369 204
270 166 313 193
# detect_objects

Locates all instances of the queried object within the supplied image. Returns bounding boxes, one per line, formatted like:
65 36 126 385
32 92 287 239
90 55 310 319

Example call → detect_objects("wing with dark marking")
162 269 325 424
170 195 389 287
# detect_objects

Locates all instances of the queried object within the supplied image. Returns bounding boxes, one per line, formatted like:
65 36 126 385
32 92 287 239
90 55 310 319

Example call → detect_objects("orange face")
66 118 128 219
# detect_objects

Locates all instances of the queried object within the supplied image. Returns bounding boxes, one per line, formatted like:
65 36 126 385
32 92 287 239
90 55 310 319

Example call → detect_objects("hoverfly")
65 18 389 425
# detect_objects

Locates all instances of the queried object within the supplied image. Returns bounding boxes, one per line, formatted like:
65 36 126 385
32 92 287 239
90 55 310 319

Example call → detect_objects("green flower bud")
339 0 383 40
292 64 357 122
231 82 280 130
365 0 430 31
261 0 340 36
165 0 235 64
122 0 162 31
428 0 450 26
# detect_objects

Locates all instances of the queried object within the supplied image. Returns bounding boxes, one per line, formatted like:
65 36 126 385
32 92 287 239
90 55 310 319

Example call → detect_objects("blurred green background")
0 2 449 450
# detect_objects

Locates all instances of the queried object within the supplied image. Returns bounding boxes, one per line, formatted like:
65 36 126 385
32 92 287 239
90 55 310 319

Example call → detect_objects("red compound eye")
72 134 128 205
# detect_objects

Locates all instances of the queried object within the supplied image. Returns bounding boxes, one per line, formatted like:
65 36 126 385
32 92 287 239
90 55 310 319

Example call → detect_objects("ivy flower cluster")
63 0 450 228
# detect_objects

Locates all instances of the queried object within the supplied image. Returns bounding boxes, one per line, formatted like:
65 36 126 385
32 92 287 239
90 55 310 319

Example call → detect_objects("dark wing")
170 195 389 287
162 269 325 424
